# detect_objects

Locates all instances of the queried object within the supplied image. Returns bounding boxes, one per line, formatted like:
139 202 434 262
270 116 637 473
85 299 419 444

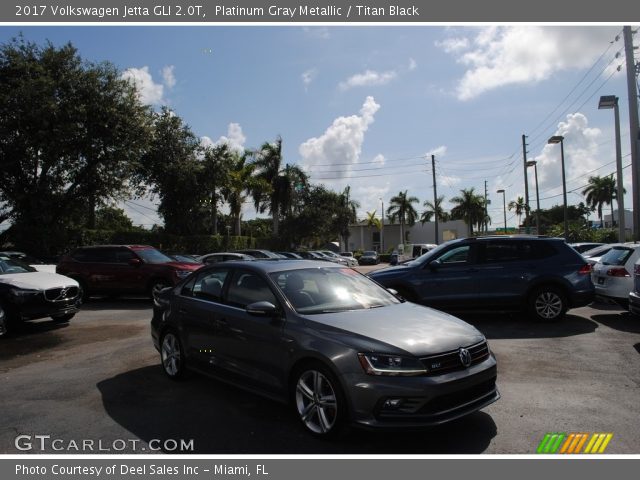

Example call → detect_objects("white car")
592 244 640 308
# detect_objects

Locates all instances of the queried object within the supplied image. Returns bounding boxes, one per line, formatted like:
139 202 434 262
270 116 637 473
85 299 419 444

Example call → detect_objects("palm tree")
252 136 308 236
582 175 623 227
365 210 382 231
508 196 529 227
202 144 231 235
223 151 265 235
450 188 486 236
339 185 360 249
386 190 419 245
421 195 449 224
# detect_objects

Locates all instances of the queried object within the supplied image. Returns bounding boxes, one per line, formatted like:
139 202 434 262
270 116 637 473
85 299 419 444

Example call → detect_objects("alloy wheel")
161 332 182 378
295 369 338 435
535 291 563 320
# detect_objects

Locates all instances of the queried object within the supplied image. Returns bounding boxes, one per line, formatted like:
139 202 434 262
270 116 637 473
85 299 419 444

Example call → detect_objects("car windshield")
0 257 37 274
363 251 376 256
600 247 634 266
135 248 174 264
270 267 399 314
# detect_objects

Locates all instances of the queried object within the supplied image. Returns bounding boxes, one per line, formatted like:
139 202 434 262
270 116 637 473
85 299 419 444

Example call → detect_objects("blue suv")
369 236 594 321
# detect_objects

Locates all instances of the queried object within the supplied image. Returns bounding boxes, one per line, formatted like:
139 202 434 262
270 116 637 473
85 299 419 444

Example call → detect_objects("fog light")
382 398 404 410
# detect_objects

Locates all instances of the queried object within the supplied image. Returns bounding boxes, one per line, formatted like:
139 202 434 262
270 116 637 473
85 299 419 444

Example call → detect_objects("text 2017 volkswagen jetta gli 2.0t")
151 259 499 436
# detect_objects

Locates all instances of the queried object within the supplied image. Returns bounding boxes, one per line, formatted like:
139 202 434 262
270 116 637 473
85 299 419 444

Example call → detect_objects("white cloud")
339 70 398 91
353 184 390 220
436 26 621 100
299 96 381 178
302 27 330 39
201 123 247 153
427 145 448 158
162 65 176 88
121 66 164 105
301 68 317 90
532 112 603 200
372 154 385 166
408 58 418 71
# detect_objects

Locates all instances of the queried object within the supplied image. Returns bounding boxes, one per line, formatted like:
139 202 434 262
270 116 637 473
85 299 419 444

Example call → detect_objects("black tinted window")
481 242 521 263
114 249 136 263
227 271 277 308
71 248 116 263
526 241 558 259
435 245 471 265
192 269 229 302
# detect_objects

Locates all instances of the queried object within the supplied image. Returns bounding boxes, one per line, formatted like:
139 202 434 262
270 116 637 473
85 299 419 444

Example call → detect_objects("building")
346 219 468 252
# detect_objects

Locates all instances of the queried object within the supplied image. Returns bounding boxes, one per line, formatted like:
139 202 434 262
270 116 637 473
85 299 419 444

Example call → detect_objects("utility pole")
624 26 640 240
432 154 439 244
522 134 530 232
484 180 488 233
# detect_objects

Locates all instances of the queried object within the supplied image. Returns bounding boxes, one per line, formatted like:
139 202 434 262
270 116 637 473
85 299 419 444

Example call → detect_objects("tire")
291 362 346 437
0 303 8 337
149 279 171 300
160 331 186 380
51 313 75 323
528 286 567 322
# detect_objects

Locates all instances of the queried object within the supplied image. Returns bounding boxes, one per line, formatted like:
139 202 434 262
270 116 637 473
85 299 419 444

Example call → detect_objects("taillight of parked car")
578 264 593 275
606 267 630 277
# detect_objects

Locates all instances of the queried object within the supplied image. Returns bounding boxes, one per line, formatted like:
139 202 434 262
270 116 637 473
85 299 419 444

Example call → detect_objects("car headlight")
9 288 41 303
175 270 191 279
358 353 427 376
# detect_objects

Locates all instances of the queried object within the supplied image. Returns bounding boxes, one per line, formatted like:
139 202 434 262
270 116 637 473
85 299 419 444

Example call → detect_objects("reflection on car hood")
165 262 202 270
307 302 484 356
0 272 79 290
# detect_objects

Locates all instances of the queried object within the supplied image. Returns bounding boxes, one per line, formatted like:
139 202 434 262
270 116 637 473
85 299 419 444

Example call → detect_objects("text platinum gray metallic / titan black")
151 259 499 436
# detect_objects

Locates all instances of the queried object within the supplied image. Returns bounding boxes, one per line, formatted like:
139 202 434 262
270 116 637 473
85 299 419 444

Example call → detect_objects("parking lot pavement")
1 298 639 454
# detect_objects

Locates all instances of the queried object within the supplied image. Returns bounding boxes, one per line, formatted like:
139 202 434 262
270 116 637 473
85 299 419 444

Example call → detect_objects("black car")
151 260 498 436
0 256 81 336
369 236 595 322
358 251 380 265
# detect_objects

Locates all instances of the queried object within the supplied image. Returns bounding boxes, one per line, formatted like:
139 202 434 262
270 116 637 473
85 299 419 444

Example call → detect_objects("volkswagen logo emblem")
459 348 472 368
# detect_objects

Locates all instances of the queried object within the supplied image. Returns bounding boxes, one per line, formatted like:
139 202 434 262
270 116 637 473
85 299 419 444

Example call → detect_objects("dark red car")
57 245 202 300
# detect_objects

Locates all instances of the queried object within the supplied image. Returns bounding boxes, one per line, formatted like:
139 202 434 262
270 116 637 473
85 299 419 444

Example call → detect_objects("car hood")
305 302 484 357
0 272 79 290
368 264 413 278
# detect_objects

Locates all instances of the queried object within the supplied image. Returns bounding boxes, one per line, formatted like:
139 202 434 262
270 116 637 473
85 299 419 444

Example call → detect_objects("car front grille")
420 341 490 376
44 286 80 302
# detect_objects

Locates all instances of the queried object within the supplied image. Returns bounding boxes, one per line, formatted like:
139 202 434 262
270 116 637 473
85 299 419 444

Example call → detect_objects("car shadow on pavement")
0 320 68 359
590 311 640 334
81 297 152 311
97 366 496 454
454 313 598 340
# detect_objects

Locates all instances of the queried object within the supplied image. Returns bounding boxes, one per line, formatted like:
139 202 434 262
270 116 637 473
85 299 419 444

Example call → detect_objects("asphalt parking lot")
1 266 639 454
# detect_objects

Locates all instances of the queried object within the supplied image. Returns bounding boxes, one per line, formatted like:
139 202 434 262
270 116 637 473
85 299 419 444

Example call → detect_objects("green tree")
251 136 307 237
420 195 450 224
450 188 486 236
139 108 206 235
0 36 151 254
582 175 623 227
224 151 266 236
202 144 231 235
508 196 529 227
386 190 419 244
365 210 382 231
94 206 134 231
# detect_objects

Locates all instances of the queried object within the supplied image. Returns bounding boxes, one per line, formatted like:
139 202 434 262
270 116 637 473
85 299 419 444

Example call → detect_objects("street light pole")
380 197 385 253
599 95 626 242
548 135 569 240
526 160 541 234
496 189 507 233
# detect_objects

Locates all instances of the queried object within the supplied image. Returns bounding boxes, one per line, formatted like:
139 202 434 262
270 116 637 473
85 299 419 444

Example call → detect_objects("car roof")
202 259 343 274
75 244 155 250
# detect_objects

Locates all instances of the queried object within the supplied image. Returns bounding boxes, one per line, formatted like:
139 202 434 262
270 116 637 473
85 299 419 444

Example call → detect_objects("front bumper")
629 291 640 315
9 291 81 321
343 353 499 429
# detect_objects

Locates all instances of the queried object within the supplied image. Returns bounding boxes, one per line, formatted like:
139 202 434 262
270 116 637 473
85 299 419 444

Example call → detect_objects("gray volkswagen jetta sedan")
151 260 499 436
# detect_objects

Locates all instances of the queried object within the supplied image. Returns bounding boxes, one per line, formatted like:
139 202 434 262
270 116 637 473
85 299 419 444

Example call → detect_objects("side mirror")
129 258 143 267
246 301 279 317
428 259 442 271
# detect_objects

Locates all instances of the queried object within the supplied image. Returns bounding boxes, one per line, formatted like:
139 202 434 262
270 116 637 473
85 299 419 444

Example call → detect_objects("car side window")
226 270 278 309
481 242 521 263
435 245 471 265
192 269 229 303
114 249 137 264
181 276 196 296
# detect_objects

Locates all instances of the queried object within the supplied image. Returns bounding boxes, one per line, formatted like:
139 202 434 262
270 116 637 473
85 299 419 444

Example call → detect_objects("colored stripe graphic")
538 433 613 454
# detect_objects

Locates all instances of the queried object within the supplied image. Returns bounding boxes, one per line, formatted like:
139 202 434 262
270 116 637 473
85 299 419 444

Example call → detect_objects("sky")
1 25 638 229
